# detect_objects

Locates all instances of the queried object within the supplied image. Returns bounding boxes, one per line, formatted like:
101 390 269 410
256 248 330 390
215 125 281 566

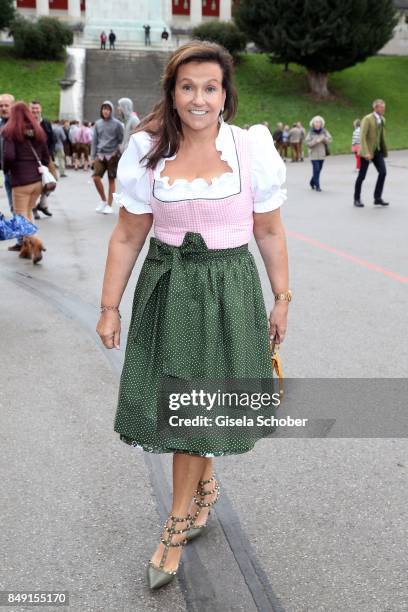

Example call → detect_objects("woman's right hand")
96 311 121 349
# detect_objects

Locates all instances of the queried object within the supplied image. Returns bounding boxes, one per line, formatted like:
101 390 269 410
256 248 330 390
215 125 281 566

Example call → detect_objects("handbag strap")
269 339 284 397
28 142 41 166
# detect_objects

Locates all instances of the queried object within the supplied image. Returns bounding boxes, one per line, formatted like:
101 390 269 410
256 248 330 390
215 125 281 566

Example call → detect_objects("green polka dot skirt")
114 232 273 456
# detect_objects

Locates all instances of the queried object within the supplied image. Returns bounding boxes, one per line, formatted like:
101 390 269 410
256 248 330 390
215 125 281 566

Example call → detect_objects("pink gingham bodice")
115 122 287 249
149 125 253 249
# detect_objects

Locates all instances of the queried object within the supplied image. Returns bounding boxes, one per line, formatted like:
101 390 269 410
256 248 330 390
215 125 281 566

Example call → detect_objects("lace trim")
153 122 238 190
119 434 252 457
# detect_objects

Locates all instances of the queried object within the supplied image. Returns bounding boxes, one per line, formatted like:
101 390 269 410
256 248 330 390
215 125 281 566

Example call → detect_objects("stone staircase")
83 49 170 122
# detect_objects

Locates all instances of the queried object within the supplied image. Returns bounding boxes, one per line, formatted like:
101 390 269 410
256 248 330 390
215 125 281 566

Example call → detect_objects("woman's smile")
174 61 226 131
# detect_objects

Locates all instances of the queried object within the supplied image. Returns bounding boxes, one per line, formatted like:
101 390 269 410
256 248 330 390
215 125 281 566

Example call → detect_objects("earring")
218 108 224 125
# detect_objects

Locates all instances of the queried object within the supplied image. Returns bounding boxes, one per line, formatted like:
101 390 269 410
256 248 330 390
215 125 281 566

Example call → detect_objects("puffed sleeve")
113 131 153 214
248 124 287 213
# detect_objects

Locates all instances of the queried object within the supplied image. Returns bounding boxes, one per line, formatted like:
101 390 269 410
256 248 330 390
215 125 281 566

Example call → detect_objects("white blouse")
113 122 287 213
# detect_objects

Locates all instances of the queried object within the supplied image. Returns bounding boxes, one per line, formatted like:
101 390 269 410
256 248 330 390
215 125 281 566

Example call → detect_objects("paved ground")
1 151 407 612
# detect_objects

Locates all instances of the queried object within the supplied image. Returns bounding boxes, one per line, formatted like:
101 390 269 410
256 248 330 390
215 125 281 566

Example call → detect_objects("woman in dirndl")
96 41 291 590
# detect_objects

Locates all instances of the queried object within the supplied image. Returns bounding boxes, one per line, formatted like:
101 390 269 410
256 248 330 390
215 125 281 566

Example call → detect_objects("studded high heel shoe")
185 473 220 542
147 513 192 590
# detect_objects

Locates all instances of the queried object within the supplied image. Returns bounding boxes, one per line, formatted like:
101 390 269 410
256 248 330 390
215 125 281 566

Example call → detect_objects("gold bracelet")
100 305 121 318
274 290 292 303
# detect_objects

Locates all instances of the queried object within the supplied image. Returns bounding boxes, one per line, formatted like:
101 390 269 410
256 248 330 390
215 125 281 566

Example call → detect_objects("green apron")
114 232 273 456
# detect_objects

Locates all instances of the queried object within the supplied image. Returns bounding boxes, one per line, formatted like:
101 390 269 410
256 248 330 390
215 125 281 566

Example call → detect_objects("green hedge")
192 21 247 60
10 16 73 61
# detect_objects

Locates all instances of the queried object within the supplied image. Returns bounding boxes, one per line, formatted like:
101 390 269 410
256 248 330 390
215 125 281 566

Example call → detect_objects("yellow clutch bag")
269 339 284 398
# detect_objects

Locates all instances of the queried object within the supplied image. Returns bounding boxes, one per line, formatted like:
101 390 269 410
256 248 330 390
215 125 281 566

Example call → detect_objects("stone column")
162 0 173 24
36 0 49 17
220 0 231 22
190 0 202 26
68 0 81 20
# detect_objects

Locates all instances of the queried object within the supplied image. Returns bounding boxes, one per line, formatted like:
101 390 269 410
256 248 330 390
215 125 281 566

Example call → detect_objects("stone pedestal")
36 0 49 17
220 0 232 21
190 0 202 25
68 0 81 21
59 47 86 121
82 0 169 46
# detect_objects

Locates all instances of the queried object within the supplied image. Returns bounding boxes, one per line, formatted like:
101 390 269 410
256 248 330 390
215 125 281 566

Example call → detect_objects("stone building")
14 0 234 47
12 1 408 53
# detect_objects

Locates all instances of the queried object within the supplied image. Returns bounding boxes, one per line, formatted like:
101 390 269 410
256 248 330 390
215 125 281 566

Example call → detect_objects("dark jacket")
3 134 50 187
273 128 283 144
40 118 56 156
0 117 9 171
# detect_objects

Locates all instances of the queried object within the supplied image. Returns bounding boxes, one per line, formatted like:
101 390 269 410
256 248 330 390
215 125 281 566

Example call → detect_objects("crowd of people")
271 121 307 162
0 90 390 267
269 117 332 191
252 100 388 202
0 93 140 263
99 26 170 50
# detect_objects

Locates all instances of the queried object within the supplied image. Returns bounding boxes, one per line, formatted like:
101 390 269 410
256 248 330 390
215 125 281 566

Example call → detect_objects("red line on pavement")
286 229 408 284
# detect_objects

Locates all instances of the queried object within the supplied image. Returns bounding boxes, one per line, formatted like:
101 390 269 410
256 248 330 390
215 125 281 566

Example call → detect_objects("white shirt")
373 112 383 125
113 122 287 214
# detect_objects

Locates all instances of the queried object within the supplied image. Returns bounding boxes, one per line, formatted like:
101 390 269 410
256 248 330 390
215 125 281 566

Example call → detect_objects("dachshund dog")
18 237 32 259
19 236 46 264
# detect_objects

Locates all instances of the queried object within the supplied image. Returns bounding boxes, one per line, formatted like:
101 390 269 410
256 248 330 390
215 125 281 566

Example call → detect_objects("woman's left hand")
269 302 288 344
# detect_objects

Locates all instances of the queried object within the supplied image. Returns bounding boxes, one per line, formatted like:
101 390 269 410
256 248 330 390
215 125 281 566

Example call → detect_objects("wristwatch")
274 290 292 303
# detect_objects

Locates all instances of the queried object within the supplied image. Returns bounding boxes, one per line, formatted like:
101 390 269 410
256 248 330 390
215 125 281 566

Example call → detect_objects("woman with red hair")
3 102 49 263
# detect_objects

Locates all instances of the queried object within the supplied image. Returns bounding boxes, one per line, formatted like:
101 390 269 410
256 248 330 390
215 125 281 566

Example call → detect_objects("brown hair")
137 40 238 169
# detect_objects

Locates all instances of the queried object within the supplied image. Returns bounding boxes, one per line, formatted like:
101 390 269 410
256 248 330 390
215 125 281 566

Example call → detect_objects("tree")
193 21 247 61
10 16 73 60
235 0 397 97
0 0 15 31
